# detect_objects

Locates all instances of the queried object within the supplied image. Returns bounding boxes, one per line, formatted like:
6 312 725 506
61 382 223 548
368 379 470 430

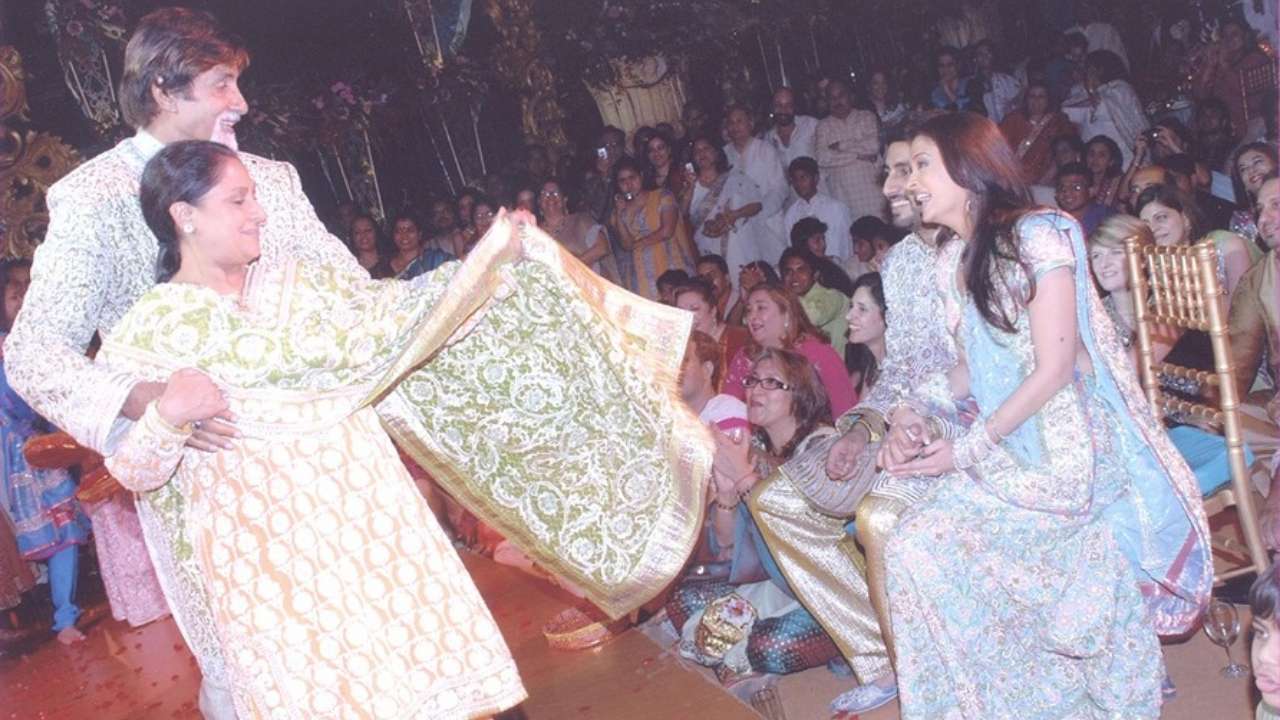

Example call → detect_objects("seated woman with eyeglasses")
666 348 841 685
722 281 856 416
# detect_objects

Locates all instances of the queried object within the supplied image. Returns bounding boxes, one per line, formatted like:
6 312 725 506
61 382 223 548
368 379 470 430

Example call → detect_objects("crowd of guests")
308 4 1280 715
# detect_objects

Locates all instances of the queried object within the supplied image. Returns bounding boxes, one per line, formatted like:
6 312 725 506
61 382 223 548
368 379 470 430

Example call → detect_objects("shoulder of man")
46 140 136 211
237 150 295 181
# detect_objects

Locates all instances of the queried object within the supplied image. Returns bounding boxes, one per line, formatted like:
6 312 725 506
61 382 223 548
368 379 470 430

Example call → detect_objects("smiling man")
5 8 364 720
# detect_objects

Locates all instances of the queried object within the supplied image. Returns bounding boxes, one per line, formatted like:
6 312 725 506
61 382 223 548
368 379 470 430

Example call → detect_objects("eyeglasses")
1057 182 1086 192
539 190 562 198
742 375 793 391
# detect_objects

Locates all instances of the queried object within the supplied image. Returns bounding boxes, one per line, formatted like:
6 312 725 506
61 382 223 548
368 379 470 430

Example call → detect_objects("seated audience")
680 330 748 435
1135 183 1256 297
379 211 454 280
1056 162 1113 236
1088 214 1251 496
780 246 850 357
783 156 852 260
645 130 688 199
464 194 499 257
677 281 751 385
1229 142 1277 242
971 39 1022 123
788 217 855 294
1000 80 1076 185
656 269 691 305
668 349 841 685
1084 135 1125 208
726 260 780 327
1191 15 1273 139
844 272 886 398
929 46 977 111
695 253 735 320
1161 153 1237 232
722 282 855 416
426 198 466 257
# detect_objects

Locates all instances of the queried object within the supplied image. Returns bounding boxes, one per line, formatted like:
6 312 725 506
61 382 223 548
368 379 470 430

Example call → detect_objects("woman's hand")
887 438 956 476
712 426 754 489
156 369 236 451
877 406 928 468
825 425 870 481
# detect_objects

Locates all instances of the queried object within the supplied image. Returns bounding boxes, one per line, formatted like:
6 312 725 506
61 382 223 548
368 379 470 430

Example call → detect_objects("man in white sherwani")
724 105 789 266
5 8 364 719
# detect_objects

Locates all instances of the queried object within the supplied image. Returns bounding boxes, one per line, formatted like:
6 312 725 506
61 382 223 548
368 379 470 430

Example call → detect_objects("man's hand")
825 425 869 481
877 407 929 468
122 381 165 421
154 369 238 453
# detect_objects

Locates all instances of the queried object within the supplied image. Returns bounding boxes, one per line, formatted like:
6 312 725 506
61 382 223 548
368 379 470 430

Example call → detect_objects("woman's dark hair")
1050 133 1085 161
845 272 886 396
912 112 1033 333
469 194 498 224
749 347 832 459
390 209 421 232
1230 142 1279 206
1085 49 1127 84
1134 183 1204 242
1021 79 1059 114
790 217 828 248
347 212 393 260
0 258 32 332
741 260 781 286
139 139 239 282
1251 563 1280 621
642 131 676 190
687 133 730 174
862 66 901 108
1084 135 1124 178
610 156 647 198
674 277 717 309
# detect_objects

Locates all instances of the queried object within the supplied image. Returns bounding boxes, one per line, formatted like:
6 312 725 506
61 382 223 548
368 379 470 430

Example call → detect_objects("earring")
964 198 974 214
182 224 195 235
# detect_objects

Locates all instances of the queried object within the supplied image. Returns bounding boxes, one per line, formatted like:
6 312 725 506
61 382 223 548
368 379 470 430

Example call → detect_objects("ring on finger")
193 420 203 430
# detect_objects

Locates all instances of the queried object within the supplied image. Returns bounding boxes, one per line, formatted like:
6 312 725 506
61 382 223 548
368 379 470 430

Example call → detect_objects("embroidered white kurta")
724 137 789 264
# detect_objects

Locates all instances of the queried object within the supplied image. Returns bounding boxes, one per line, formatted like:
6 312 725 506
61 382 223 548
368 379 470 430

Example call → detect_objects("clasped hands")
123 368 238 453
708 426 760 507
823 406 956 481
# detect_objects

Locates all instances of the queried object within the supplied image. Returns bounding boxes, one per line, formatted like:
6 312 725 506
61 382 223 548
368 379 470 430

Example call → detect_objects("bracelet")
713 499 740 512
953 419 1000 471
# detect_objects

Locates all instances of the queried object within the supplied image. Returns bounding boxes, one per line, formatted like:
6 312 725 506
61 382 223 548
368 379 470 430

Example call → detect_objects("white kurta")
782 192 853 261
764 115 820 170
689 170 769 286
724 137 790 264
1062 80 1148 167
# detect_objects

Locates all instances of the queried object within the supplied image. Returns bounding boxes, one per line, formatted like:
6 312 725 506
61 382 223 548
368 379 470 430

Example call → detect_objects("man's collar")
132 128 165 162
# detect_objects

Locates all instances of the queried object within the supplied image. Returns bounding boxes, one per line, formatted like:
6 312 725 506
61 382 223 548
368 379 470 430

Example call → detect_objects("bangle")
953 418 999 470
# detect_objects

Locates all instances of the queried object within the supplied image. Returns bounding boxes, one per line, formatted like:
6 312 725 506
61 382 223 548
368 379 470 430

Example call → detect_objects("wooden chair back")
1123 236 1269 583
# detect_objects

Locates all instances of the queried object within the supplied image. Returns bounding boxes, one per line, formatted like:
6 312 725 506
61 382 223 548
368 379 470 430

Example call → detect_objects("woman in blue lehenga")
0 260 91 643
879 113 1210 719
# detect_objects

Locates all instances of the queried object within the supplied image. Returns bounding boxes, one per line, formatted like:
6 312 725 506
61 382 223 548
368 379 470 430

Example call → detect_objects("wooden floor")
0 551 1263 720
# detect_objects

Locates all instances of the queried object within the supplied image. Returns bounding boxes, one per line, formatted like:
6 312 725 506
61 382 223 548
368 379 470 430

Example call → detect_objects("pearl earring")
182 224 195 235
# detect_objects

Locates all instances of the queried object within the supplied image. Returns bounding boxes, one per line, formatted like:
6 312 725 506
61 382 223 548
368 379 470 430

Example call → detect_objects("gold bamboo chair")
1123 236 1270 584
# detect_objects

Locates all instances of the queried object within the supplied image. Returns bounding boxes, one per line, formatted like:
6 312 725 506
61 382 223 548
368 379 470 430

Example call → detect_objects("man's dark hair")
695 253 729 275
787 156 819 177
790 217 828 248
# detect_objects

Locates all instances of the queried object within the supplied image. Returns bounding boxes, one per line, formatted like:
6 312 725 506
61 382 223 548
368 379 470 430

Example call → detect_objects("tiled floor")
0 552 1262 719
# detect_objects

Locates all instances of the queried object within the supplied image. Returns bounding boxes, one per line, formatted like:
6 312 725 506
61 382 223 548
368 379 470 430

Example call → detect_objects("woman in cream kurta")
101 142 712 719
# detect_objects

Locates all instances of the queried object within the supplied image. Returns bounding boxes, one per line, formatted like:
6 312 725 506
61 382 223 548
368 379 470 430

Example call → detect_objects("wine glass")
1203 599 1250 678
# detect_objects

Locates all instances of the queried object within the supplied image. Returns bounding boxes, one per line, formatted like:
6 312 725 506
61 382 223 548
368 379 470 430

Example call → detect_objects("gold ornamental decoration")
0 47 81 259
482 0 570 161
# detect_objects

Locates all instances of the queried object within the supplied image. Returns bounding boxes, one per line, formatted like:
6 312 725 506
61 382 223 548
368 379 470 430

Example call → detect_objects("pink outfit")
723 336 857 418
82 492 169 627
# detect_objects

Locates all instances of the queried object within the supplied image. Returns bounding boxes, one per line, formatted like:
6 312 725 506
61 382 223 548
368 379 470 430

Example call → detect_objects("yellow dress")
100 218 712 719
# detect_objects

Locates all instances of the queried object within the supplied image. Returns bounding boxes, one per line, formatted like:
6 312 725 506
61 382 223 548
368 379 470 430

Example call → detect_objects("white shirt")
1070 21 1129 69
782 192 853 260
763 115 820 171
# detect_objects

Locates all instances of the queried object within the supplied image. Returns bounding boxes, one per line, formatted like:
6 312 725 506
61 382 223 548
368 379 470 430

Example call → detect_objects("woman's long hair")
139 139 239 282
749 347 832 459
844 272 886 396
1230 141 1278 207
913 112 1033 333
743 281 828 355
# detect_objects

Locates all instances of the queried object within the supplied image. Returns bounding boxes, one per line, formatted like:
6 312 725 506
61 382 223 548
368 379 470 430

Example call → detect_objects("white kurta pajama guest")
782 192 853 261
688 170 767 288
5 130 368 718
763 115 820 171
725 137 790 265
